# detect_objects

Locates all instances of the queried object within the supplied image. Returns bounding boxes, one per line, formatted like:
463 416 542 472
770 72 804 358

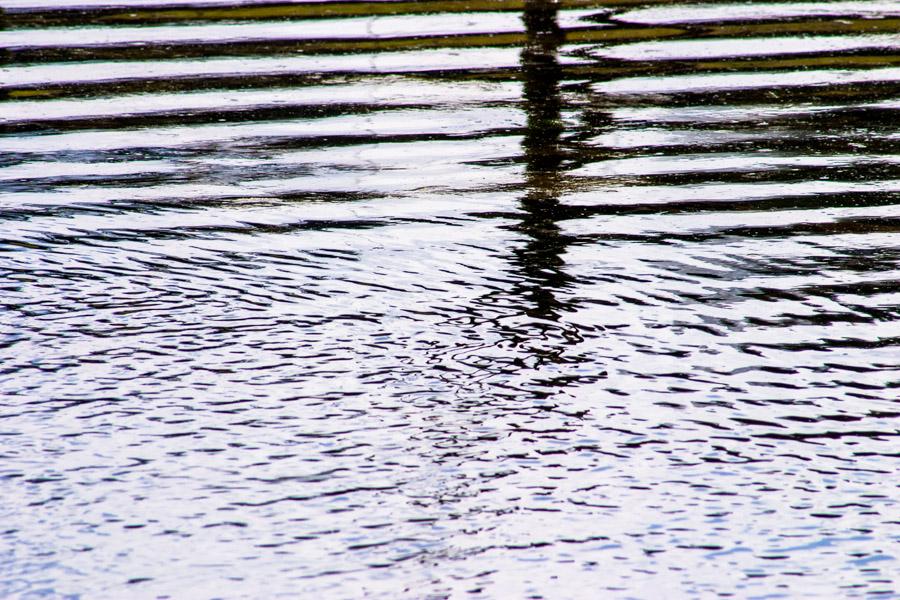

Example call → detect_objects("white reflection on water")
1 0 899 598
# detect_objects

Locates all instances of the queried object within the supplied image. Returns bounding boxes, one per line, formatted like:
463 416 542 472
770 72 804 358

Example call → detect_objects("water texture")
1 0 898 597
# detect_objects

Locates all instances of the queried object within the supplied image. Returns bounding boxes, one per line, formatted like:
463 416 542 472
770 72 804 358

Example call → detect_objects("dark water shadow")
467 0 609 396
515 0 573 322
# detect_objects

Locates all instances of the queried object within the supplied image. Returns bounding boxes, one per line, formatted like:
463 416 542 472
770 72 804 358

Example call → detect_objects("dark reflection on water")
1 0 899 598
510 1 571 339
518 0 569 317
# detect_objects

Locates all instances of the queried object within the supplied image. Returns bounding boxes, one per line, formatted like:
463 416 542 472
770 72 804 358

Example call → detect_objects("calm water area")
1 0 899 597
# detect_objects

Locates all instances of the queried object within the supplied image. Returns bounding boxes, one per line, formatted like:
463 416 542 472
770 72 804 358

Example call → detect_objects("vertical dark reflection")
514 0 574 321
468 0 590 391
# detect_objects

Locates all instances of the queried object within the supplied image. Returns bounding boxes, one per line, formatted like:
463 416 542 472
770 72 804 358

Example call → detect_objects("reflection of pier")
513 0 573 322
464 0 593 390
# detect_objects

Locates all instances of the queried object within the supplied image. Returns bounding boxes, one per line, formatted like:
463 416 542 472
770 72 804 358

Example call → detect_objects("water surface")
1 0 898 597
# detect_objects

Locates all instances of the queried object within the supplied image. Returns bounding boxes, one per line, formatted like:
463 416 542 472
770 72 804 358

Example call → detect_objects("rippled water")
1 1 899 597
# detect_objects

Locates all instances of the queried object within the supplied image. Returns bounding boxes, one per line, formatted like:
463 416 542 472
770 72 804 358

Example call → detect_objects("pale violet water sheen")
0 1 898 598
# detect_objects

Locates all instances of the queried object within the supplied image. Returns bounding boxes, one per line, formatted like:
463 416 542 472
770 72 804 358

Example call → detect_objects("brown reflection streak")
515 0 572 321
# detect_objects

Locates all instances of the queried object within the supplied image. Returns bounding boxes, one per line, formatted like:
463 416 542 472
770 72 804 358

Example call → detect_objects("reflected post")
514 0 572 320
522 0 564 179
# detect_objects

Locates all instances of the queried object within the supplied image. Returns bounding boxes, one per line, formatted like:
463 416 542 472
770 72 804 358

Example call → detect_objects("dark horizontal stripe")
5 52 900 102
562 216 900 245
0 101 453 133
588 79 900 108
2 0 597 27
5 16 898 64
